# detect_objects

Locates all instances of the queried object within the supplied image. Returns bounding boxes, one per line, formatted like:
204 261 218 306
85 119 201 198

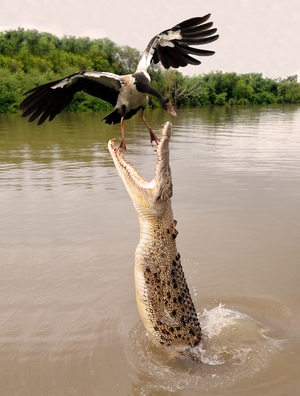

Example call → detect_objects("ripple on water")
127 298 291 394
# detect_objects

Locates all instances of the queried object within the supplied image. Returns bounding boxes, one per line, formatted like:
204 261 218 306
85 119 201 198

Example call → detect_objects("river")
0 105 300 395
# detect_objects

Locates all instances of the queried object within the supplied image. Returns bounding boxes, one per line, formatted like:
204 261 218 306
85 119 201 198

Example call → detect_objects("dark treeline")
1 28 300 114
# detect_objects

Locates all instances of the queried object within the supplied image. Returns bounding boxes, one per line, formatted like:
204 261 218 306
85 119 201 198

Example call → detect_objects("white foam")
128 301 286 394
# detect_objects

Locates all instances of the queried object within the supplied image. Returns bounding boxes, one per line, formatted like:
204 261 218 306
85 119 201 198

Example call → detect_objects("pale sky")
1 0 300 79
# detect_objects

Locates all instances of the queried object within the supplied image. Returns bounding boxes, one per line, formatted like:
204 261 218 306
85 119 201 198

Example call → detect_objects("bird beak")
166 101 177 117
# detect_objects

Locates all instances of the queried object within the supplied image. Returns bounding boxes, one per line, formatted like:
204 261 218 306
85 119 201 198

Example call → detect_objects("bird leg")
118 116 127 150
141 109 159 147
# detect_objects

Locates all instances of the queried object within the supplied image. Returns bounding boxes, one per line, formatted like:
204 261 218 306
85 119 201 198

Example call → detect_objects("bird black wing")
19 71 122 125
137 14 219 70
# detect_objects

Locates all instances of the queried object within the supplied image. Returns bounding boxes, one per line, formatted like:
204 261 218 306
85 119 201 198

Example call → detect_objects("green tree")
0 28 300 113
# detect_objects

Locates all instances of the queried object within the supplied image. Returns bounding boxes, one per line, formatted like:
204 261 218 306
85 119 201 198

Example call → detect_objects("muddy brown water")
0 106 300 395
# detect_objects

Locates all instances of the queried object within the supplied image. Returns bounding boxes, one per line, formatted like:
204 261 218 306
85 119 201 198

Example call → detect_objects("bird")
19 14 219 149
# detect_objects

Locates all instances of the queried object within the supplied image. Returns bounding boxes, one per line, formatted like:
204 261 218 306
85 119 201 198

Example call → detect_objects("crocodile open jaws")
108 122 202 360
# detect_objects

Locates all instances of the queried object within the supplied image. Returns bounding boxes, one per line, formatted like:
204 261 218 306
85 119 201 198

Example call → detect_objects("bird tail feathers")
102 110 122 125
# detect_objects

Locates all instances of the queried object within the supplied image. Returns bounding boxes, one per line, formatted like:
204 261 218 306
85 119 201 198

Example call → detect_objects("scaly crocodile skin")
108 122 202 354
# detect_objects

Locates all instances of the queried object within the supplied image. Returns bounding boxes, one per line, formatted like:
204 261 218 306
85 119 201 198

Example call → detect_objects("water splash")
128 300 288 395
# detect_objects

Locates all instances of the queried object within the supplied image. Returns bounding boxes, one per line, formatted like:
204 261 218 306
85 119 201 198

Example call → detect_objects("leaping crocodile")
108 122 202 358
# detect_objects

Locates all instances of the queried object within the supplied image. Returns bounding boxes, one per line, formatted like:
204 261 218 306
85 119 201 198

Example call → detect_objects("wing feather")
172 15 211 30
176 35 220 46
162 47 183 68
175 44 215 57
19 71 122 125
137 13 219 71
162 46 201 69
181 22 217 35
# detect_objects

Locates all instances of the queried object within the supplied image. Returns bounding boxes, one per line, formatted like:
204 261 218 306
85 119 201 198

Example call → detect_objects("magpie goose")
19 14 219 149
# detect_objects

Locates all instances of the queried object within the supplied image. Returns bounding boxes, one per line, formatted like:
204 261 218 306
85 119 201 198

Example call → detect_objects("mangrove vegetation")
1 28 300 114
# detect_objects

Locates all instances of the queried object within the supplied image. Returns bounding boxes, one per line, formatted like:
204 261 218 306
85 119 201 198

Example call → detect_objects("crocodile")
108 122 202 359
